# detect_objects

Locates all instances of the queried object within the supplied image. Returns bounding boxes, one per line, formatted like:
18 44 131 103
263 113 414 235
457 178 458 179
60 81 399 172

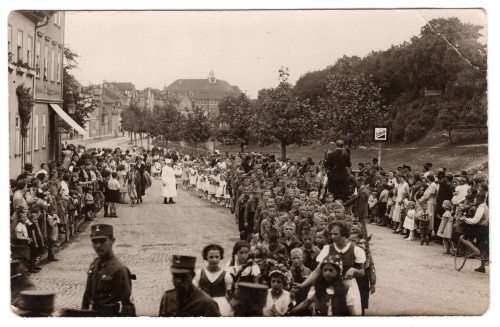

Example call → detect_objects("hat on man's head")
90 224 113 239
24 163 33 170
15 290 55 316
171 255 196 273
437 171 446 179
402 165 411 170
397 166 403 170
232 282 268 316
424 162 433 167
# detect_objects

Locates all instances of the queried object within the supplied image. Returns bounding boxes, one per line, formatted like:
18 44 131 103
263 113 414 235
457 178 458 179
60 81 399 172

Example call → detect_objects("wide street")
27 137 490 317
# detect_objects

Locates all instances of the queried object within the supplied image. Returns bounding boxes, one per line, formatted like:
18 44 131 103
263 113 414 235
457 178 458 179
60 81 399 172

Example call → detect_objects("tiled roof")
108 82 135 91
166 79 241 99
103 87 125 102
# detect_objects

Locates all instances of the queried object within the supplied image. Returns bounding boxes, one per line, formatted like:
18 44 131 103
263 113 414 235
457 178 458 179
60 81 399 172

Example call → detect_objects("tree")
62 48 98 130
255 67 314 160
463 83 487 140
120 103 142 145
437 107 462 145
216 93 255 152
147 102 183 141
183 104 212 149
317 58 389 147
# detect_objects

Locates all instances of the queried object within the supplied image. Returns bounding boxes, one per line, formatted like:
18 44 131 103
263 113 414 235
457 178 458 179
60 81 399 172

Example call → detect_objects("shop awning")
49 103 88 136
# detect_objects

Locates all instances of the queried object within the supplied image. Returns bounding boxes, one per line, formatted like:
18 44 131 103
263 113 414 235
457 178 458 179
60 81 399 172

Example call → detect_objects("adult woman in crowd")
296 221 364 315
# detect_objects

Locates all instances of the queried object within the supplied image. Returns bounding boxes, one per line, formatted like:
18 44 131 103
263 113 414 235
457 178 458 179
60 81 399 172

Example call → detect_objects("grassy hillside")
215 139 487 174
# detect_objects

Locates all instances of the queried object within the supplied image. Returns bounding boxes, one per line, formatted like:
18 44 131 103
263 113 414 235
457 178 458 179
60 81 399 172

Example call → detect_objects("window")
44 45 48 80
15 116 20 153
54 12 61 27
27 36 33 68
42 115 46 147
34 115 39 149
50 47 55 81
8 25 12 55
35 41 40 76
17 30 23 62
56 50 61 82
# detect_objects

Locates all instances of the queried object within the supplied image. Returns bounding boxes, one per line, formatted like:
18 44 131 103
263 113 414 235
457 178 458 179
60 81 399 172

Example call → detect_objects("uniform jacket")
82 255 136 317
159 287 220 317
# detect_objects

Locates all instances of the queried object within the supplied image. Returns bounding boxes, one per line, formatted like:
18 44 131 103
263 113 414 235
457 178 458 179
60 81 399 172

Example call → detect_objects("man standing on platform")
161 159 177 204
324 140 352 202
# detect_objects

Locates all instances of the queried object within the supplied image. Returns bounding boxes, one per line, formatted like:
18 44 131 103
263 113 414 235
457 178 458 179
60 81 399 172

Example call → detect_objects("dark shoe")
48 257 59 262
169 200 176 204
29 268 40 273
110 213 118 218
163 198 168 204
474 267 486 273
392 230 399 234
420 242 424 246
104 213 110 217
426 242 430 246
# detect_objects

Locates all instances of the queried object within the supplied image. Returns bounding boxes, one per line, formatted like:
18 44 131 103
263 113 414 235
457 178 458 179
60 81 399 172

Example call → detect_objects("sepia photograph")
5 4 492 320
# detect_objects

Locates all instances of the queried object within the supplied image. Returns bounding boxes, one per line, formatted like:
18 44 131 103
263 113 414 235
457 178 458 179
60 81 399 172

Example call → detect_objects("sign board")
373 127 388 142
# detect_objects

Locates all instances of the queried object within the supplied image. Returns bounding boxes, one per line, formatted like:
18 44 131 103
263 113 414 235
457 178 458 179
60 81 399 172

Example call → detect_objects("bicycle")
454 233 489 272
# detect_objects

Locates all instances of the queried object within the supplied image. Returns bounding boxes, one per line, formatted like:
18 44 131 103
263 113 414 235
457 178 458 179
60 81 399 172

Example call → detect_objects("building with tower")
165 70 241 115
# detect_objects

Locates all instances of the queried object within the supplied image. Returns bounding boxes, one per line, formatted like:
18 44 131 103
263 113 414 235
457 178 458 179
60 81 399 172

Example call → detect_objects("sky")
64 9 487 98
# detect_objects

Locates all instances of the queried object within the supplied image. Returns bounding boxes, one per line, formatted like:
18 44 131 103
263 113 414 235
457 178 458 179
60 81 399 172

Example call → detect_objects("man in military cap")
13 290 55 317
82 224 136 317
231 282 268 316
159 255 220 317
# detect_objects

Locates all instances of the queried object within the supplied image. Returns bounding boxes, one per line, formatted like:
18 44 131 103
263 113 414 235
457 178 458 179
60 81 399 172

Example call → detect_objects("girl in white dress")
403 201 416 241
193 244 233 316
262 270 291 316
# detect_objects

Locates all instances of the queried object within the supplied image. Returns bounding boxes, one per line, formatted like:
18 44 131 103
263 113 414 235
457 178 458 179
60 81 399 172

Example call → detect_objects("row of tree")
120 64 388 159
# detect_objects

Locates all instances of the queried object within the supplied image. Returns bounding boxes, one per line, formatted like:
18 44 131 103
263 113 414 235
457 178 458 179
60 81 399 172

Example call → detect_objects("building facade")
165 70 241 116
83 82 130 138
8 11 72 178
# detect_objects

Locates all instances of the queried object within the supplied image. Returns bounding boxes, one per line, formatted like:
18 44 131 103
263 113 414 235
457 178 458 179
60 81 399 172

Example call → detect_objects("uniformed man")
231 282 269 317
159 255 220 317
82 224 136 317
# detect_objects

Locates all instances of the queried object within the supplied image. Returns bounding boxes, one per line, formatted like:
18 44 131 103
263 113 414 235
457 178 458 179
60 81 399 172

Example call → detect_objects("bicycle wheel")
454 241 469 271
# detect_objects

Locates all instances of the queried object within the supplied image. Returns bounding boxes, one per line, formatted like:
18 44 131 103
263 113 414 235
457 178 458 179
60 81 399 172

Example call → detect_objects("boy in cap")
82 224 136 316
159 255 220 317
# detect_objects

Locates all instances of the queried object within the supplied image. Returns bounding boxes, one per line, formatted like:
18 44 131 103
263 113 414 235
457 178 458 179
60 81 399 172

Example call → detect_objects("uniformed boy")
82 224 136 317
159 255 220 317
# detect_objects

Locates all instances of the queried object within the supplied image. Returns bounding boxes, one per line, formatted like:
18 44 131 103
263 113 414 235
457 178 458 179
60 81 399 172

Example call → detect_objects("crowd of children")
172 150 489 316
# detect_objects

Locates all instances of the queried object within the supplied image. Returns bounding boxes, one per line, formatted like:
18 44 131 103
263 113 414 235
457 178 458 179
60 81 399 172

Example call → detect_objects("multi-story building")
84 82 129 138
8 10 86 178
165 70 241 116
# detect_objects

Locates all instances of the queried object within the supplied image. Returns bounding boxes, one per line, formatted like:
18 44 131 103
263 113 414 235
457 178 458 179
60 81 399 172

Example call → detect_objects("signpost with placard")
373 127 389 167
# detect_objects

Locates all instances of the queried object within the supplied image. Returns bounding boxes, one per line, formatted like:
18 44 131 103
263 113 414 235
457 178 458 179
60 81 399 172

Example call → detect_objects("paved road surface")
30 180 240 316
